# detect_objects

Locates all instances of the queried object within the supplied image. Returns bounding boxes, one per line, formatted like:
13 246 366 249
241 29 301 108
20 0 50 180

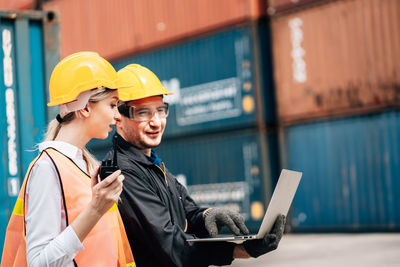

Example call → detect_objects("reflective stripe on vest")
1 148 135 267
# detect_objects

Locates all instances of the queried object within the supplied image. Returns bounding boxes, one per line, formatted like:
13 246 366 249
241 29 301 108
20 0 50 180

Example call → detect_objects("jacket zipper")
155 162 175 224
155 162 168 186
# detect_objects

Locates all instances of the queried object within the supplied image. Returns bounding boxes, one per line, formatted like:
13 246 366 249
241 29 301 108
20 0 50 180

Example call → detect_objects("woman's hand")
89 167 124 216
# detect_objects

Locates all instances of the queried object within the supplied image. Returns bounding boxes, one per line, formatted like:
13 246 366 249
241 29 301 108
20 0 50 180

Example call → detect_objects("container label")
5 89 18 176
175 77 241 125
2 28 18 177
289 18 307 83
187 181 250 219
3 29 13 87
8 177 19 196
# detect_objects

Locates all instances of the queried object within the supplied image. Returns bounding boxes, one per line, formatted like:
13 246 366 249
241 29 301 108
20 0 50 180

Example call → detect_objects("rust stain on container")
271 0 400 124
43 0 266 59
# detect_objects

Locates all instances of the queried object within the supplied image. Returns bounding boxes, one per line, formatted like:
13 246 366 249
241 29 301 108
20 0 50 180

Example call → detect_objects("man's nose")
148 112 162 127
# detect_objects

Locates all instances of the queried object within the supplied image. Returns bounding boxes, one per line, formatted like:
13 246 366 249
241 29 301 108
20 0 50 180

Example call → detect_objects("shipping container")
43 0 267 59
90 129 280 232
109 21 276 139
0 10 59 252
280 111 400 231
270 0 400 124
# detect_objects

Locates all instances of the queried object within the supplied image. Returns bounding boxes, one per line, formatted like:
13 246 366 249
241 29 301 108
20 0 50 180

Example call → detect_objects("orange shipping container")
43 0 266 60
271 0 400 124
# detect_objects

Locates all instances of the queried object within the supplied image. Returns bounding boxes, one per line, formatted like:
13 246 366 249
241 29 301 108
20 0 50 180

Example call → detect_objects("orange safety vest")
1 148 135 267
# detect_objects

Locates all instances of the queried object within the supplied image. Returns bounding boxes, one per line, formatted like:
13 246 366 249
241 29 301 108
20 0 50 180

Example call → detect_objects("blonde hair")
44 88 116 174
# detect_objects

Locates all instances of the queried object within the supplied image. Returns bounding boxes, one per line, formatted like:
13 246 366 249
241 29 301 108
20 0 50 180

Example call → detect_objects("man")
105 64 286 267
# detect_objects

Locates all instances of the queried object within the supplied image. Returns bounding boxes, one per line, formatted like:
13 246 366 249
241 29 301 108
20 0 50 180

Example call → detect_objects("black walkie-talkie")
99 135 119 180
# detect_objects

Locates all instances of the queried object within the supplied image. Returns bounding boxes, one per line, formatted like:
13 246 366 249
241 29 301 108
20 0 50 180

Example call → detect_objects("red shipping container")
43 0 266 60
271 0 400 124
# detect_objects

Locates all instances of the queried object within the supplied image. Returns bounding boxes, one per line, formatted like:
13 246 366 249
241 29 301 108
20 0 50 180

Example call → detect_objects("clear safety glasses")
118 102 169 121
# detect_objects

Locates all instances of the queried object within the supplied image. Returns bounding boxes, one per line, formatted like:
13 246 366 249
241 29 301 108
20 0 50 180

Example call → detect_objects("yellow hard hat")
48 51 119 106
117 64 173 102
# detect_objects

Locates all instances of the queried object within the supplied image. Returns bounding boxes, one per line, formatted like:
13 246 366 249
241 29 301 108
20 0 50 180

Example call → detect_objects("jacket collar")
115 132 155 166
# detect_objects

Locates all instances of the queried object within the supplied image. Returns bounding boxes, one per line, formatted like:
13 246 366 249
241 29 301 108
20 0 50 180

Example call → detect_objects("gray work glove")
203 208 249 237
243 214 286 258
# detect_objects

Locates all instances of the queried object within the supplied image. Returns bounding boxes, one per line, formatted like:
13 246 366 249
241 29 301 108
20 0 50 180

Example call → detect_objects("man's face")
117 95 166 154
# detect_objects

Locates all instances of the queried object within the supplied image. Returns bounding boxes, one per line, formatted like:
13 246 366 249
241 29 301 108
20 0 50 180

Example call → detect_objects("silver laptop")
186 169 302 243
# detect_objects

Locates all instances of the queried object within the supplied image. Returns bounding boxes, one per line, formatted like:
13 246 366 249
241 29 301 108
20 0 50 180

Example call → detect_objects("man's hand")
203 208 249 237
243 214 286 258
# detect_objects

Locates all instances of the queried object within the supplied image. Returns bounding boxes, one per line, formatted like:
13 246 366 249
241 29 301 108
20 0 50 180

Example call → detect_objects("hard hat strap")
58 89 99 114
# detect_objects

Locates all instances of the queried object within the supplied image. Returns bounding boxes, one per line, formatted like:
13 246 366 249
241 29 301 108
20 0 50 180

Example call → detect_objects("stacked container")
88 20 280 231
43 0 267 59
270 0 400 231
283 112 400 231
0 10 59 252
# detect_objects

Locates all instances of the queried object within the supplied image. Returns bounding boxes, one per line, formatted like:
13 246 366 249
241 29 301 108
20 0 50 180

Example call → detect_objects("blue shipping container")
0 10 59 252
281 111 400 231
155 130 279 231
111 20 275 139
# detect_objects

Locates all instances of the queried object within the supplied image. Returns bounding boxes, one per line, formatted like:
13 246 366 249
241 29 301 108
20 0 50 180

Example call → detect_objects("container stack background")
0 9 59 248
0 1 399 252
269 0 400 231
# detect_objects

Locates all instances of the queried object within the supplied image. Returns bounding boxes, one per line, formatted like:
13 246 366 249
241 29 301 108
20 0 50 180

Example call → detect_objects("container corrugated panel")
110 22 275 139
271 0 400 125
90 130 280 231
0 10 59 252
281 111 400 231
43 0 266 60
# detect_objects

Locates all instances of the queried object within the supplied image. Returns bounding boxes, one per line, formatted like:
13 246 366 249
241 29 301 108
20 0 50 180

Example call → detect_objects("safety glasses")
118 102 169 121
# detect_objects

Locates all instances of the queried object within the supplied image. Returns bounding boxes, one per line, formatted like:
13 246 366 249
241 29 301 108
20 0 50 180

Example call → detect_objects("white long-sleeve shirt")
25 141 86 267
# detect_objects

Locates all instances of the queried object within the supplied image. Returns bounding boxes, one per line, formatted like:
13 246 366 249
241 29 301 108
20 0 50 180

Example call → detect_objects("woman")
1 52 135 267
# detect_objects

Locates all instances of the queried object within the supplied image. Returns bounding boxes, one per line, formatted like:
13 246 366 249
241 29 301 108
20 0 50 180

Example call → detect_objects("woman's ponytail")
44 118 62 141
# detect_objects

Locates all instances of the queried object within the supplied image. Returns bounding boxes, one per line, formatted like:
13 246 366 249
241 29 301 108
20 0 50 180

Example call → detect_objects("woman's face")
86 90 120 139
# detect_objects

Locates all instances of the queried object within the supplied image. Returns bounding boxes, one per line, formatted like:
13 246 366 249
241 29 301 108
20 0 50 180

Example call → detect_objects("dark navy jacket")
104 133 235 267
